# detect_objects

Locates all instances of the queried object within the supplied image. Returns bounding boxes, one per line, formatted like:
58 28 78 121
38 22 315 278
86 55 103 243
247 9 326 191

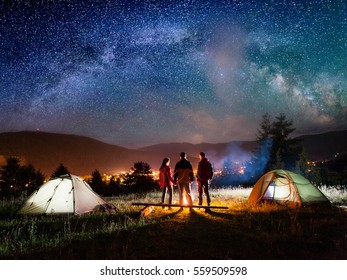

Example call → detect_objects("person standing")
196 152 213 212
174 152 194 210
159 157 175 209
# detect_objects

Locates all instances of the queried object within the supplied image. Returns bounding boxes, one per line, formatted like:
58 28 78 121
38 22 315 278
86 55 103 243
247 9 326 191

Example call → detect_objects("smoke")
244 138 273 181
212 142 253 171
211 138 273 186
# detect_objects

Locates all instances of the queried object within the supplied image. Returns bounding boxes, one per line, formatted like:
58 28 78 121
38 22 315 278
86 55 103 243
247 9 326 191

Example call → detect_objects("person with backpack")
174 152 194 210
196 152 213 212
159 157 175 209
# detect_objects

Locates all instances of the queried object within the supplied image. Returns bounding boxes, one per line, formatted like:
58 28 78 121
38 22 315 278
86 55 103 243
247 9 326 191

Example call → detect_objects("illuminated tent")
19 174 115 215
248 169 330 206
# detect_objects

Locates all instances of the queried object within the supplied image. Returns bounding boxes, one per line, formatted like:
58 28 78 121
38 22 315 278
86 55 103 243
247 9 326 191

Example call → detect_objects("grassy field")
0 187 346 260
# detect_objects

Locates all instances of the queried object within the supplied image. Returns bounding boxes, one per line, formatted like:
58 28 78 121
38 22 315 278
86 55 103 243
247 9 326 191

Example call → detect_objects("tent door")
262 178 292 202
263 181 276 200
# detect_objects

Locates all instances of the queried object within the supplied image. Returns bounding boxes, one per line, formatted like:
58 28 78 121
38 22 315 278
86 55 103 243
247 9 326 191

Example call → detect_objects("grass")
0 187 346 260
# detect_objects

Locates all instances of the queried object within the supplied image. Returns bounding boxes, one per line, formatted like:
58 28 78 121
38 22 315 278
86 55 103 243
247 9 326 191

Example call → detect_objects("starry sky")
1 0 346 148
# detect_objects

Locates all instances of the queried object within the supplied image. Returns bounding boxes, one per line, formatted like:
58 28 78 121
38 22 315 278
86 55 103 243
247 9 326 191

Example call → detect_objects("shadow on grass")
3 205 347 260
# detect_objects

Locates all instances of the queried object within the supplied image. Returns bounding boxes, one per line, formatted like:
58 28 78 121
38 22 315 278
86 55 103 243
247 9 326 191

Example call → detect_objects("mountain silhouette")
0 130 346 177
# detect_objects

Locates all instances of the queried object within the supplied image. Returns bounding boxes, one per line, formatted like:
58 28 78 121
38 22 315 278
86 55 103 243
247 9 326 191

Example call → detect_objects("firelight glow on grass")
0 186 346 259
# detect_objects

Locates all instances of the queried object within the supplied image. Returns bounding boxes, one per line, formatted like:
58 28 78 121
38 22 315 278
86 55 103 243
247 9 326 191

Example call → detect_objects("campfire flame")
183 196 188 205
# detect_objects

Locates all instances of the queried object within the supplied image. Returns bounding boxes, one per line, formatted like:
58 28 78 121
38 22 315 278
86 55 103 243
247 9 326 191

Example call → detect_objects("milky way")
0 0 346 147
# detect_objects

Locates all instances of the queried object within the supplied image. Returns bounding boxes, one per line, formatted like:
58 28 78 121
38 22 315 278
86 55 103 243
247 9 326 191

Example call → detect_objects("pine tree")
51 163 70 178
123 162 156 193
132 161 152 175
271 149 285 170
249 113 274 177
89 169 107 195
252 113 302 174
256 113 272 141
270 113 302 170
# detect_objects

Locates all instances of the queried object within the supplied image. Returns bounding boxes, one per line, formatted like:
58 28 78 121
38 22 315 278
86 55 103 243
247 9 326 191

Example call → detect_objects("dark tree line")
0 157 45 198
0 158 158 199
87 161 157 196
306 154 347 186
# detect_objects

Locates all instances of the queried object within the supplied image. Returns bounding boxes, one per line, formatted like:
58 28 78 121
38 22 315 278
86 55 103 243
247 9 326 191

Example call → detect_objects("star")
0 0 346 147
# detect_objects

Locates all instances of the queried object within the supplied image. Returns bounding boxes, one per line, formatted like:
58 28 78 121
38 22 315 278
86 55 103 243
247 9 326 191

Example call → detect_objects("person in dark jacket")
174 152 194 210
196 152 213 211
159 157 175 208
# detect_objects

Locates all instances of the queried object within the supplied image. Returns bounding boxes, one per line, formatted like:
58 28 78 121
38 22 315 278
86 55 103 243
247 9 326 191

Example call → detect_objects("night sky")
1 0 346 147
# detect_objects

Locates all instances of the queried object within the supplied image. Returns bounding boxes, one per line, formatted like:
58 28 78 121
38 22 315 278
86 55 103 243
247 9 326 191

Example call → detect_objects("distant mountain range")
0 130 346 177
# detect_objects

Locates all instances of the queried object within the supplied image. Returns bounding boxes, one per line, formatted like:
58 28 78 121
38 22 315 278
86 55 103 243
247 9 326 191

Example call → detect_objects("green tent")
248 169 330 206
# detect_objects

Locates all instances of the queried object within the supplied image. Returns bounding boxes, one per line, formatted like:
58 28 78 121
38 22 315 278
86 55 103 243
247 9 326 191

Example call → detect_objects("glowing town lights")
151 170 159 180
